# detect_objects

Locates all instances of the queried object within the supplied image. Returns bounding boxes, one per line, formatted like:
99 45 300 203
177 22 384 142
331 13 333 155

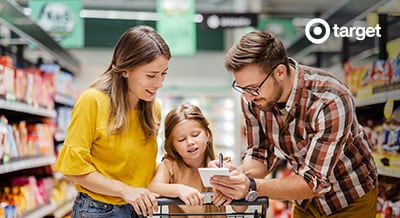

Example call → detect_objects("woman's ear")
122 71 128 78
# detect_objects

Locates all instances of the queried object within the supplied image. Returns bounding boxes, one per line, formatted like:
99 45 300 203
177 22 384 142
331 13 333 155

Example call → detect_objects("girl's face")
171 119 209 167
122 55 169 109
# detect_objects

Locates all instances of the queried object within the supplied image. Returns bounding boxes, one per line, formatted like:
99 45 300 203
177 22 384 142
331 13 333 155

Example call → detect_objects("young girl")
148 103 229 218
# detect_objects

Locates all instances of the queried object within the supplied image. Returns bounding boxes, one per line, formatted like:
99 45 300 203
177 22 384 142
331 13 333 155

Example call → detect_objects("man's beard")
258 81 282 112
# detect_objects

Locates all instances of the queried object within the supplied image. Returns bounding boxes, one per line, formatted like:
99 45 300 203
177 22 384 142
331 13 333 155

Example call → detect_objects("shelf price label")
356 85 373 99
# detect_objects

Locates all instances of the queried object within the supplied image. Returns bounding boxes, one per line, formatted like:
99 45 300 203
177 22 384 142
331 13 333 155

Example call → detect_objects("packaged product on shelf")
26 121 55 156
32 69 42 108
54 70 74 97
343 60 369 95
41 69 55 110
14 68 28 103
11 186 25 216
377 176 400 218
0 56 12 99
0 115 10 163
21 68 38 106
17 121 28 157
12 124 21 157
6 124 18 158
3 65 15 101
391 53 400 83
0 56 12 67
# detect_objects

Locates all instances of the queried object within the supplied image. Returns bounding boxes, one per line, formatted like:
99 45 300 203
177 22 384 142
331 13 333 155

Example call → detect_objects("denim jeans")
71 192 145 218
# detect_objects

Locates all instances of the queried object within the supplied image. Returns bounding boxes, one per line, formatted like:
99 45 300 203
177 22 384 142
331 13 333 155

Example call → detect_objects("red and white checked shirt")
241 58 377 215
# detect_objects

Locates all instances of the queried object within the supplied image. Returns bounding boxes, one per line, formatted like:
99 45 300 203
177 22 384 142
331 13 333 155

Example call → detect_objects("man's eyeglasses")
232 63 281 96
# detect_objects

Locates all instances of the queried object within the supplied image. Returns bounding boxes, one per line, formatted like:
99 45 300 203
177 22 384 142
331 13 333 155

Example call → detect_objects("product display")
0 2 78 217
346 55 400 218
0 0 399 217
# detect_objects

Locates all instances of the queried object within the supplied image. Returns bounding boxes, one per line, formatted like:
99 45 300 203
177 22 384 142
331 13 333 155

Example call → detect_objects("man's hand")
210 168 250 200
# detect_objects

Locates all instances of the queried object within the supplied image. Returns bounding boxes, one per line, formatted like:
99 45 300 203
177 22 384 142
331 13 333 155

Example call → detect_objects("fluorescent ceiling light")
80 9 203 23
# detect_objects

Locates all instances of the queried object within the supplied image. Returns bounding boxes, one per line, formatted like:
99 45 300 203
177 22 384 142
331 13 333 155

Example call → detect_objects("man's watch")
245 177 258 202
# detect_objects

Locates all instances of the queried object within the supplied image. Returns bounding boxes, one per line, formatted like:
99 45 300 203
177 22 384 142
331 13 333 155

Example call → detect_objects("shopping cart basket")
155 192 268 217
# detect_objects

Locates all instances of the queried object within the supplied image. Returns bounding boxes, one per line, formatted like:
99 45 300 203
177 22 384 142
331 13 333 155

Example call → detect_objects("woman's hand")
120 187 159 216
177 184 204 206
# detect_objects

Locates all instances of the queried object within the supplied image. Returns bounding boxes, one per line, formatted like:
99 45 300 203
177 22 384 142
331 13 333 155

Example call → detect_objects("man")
210 30 378 217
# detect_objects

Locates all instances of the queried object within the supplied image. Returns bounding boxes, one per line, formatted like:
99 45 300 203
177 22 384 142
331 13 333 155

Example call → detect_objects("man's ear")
275 64 287 79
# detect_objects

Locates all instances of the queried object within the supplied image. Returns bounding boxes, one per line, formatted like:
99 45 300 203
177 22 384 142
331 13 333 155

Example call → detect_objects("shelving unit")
0 0 80 75
0 98 56 118
284 1 400 217
0 1 79 217
355 85 400 107
0 155 55 174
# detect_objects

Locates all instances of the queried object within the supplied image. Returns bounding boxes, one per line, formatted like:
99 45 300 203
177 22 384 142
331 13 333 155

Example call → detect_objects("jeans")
71 192 145 218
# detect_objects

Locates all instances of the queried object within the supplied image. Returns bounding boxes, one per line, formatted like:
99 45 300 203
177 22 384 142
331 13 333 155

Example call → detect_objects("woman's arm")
66 171 158 216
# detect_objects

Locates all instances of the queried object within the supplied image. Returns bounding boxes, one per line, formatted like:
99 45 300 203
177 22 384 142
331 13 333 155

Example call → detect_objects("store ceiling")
16 0 340 17
11 0 354 89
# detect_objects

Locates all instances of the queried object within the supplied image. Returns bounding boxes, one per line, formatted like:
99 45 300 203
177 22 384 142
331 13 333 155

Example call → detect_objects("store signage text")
305 18 382 44
201 13 258 29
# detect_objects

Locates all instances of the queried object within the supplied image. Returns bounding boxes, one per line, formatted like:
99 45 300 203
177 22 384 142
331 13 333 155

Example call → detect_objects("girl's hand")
120 187 159 217
208 157 232 168
212 190 232 207
177 184 204 206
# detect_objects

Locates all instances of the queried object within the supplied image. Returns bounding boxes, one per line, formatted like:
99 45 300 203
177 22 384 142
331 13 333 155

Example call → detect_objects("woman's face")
123 55 169 108
172 119 209 167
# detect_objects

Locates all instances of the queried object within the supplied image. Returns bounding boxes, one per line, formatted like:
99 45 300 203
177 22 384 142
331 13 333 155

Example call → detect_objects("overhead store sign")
29 0 84 48
201 13 258 29
156 0 196 56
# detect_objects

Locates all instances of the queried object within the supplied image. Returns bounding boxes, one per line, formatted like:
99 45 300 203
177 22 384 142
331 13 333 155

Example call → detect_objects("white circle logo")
305 18 331 44
207 15 220 29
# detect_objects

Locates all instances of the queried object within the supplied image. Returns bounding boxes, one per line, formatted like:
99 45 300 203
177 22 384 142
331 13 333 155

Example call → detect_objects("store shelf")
24 202 57 218
0 155 56 174
376 166 400 178
54 93 75 107
0 98 57 118
373 152 400 178
0 0 80 75
355 88 400 107
51 199 74 218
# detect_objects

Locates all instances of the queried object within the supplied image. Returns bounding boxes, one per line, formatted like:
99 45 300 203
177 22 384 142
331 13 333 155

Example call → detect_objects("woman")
54 25 171 218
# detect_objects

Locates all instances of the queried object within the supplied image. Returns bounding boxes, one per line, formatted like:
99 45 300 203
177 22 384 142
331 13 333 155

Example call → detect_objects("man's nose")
244 92 256 102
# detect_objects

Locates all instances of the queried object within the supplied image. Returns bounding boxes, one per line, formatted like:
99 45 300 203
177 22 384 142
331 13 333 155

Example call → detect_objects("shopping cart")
155 192 268 217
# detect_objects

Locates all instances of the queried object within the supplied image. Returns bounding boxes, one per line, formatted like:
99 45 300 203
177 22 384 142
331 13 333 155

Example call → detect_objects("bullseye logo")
305 18 382 44
305 18 331 44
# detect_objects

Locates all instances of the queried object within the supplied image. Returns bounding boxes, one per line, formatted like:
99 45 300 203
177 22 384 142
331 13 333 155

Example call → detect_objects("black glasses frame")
232 63 281 96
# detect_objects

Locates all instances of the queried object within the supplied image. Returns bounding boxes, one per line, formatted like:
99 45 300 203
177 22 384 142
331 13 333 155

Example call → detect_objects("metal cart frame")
155 193 268 217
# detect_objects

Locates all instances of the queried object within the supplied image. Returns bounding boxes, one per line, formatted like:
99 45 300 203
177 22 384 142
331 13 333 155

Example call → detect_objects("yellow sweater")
54 88 159 204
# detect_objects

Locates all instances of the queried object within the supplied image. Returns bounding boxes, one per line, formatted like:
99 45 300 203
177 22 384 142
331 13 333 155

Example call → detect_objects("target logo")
305 18 331 44
305 18 382 44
